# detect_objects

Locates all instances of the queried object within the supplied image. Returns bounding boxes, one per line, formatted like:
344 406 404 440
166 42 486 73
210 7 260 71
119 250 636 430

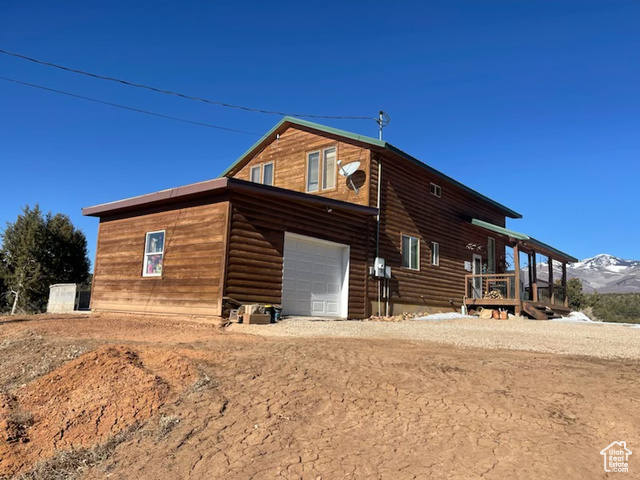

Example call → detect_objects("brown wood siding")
232 126 371 207
92 201 229 316
224 192 371 318
369 153 508 309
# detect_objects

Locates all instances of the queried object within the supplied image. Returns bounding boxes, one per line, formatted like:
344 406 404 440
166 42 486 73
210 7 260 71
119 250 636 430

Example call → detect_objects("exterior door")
472 253 483 298
282 233 349 317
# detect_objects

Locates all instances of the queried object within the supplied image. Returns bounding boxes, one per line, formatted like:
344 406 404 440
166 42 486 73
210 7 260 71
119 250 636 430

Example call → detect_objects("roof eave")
471 218 577 263
221 116 522 219
82 178 230 217
382 144 522 219
82 177 377 218
219 116 385 178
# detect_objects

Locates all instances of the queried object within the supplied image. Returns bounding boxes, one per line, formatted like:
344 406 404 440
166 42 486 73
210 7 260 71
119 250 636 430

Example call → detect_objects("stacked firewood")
483 290 504 300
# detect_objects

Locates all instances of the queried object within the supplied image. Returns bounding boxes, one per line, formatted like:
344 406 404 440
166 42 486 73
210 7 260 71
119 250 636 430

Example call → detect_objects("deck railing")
465 275 568 308
531 285 567 306
465 274 517 300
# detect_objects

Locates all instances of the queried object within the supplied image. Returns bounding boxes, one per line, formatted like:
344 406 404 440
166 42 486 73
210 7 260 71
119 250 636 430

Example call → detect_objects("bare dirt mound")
0 345 199 478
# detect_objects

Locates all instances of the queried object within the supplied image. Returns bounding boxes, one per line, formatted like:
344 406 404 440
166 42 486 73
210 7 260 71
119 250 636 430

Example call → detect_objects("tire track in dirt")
79 338 639 479
1 315 638 479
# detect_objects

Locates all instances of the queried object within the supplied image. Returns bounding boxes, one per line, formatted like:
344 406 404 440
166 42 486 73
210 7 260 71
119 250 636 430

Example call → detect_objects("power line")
0 48 375 120
0 76 261 136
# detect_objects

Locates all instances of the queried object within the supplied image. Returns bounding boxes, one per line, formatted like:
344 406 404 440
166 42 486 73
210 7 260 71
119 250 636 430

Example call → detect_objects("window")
143 230 165 277
250 163 273 185
487 237 496 273
431 242 440 266
307 146 337 192
430 182 441 198
402 235 420 270
323 147 336 189
307 152 320 192
262 162 273 186
250 165 261 183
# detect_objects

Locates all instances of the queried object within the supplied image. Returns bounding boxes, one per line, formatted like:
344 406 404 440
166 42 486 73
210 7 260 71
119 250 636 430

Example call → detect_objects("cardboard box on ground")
235 304 282 324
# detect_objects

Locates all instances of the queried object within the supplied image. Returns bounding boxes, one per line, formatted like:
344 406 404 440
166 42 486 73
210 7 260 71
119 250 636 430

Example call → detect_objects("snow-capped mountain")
524 254 640 293
571 254 640 273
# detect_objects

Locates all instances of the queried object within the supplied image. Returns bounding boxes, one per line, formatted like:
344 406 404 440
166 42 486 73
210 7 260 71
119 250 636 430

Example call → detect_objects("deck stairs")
522 302 562 320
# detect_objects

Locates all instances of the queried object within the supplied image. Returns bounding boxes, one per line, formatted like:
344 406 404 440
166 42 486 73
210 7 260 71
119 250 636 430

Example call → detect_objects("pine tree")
0 205 90 314
566 277 585 310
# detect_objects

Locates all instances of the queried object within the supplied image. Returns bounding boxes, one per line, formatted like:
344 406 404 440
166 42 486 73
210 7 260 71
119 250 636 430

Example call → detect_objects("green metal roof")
219 117 385 178
471 218 578 263
219 116 522 219
471 218 529 240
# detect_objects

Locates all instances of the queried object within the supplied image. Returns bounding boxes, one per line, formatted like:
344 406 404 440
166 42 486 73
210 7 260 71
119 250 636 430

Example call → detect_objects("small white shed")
47 284 80 313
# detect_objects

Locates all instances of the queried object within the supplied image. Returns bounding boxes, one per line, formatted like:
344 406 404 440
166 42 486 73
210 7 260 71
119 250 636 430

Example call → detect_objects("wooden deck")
465 273 570 320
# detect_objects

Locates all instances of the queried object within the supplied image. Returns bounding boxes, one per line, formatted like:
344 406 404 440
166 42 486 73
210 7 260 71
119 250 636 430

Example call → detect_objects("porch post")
531 251 538 303
527 252 534 301
513 243 521 316
562 262 568 308
548 256 554 305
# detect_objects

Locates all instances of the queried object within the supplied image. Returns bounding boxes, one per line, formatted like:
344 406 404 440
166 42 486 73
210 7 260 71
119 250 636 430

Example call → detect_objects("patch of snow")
413 312 474 321
551 313 640 328
605 265 628 273
551 311 596 323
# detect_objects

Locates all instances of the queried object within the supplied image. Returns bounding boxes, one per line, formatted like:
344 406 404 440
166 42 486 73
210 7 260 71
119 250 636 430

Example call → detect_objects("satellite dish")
338 160 361 177
337 160 361 194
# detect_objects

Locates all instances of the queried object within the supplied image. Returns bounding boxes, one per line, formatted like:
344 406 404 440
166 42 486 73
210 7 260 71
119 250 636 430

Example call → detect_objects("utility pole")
376 111 390 140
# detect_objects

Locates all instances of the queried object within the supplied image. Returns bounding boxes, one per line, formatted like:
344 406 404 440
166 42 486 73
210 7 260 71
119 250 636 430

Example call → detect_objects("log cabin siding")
91 201 229 316
233 126 371 207
225 192 372 319
369 153 508 310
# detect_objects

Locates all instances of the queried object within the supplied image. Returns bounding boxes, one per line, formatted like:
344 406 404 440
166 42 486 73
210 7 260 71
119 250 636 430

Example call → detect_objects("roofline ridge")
219 117 522 219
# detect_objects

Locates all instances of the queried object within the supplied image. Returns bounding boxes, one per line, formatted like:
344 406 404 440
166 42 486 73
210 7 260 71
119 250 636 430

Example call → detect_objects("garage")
282 232 350 318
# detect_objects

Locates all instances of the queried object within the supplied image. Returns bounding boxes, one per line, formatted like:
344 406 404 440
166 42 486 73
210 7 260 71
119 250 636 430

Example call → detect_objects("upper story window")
250 162 274 186
430 182 441 198
431 241 440 266
307 146 337 192
323 147 336 189
401 234 420 270
143 230 165 277
263 162 273 185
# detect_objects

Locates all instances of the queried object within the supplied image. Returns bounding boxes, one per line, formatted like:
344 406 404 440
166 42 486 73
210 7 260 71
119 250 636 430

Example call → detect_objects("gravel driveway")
228 317 640 360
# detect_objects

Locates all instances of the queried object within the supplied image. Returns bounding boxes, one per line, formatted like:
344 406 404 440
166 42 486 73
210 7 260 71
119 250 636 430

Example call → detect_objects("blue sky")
1 0 638 267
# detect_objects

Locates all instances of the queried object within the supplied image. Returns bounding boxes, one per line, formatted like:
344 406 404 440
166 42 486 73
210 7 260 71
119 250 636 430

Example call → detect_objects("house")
83 117 576 319
600 441 632 473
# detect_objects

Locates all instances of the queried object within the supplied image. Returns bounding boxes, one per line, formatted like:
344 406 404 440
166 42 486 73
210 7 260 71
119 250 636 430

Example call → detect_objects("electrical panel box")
464 261 472 272
373 257 386 277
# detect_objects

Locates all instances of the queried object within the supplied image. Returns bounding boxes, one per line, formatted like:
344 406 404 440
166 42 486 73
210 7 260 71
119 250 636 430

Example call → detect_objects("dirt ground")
0 313 638 479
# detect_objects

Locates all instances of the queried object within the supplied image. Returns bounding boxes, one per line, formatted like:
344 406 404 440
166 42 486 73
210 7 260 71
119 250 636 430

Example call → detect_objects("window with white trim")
143 230 165 277
250 165 261 183
249 162 274 186
430 182 441 197
431 241 440 266
262 162 273 186
307 146 337 192
307 152 320 192
323 147 336 189
402 235 420 270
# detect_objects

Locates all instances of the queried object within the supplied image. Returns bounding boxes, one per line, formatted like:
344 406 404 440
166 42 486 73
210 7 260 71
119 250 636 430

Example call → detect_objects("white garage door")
282 233 349 317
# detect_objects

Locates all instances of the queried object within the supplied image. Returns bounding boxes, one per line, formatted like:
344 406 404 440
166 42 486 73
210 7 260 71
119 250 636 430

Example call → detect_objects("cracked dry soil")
1 313 639 479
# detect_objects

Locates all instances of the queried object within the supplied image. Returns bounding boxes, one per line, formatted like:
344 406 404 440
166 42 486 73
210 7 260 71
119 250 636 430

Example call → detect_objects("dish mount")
338 160 361 194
